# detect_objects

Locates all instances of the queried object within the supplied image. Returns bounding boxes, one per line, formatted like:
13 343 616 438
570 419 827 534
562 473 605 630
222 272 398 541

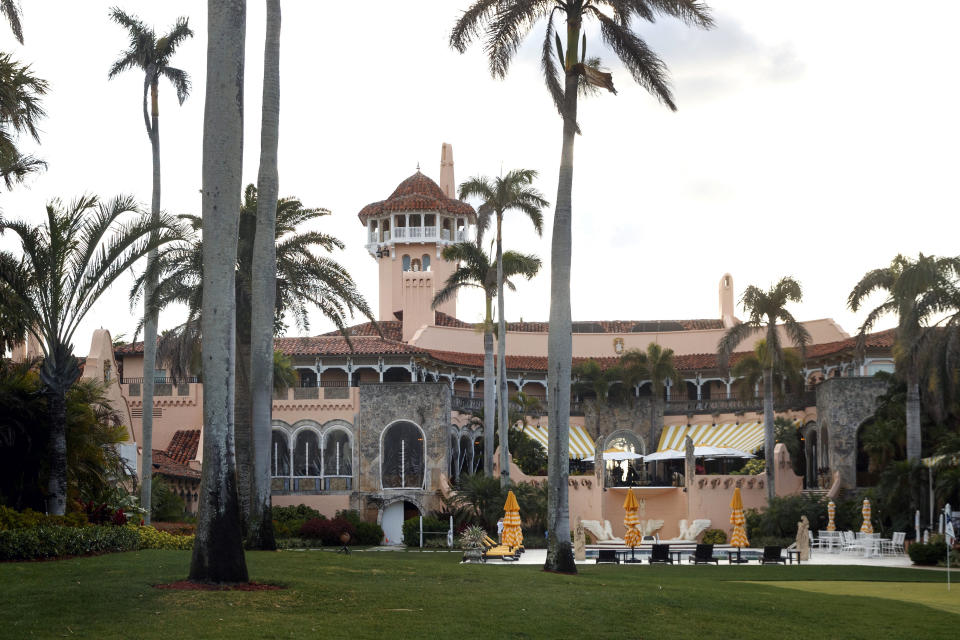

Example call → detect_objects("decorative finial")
416 162 420 172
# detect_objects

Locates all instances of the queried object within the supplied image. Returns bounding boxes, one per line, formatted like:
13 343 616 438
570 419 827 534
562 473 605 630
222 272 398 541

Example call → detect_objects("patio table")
787 549 802 565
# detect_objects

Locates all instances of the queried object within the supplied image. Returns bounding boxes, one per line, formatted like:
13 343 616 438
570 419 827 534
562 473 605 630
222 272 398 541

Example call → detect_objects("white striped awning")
524 425 595 459
656 422 765 454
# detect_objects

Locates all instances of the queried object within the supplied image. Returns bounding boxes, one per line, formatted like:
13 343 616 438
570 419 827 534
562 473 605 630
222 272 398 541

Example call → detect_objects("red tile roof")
323 320 403 342
358 172 475 221
114 342 144 355
275 335 425 357
433 312 723 333
165 429 200 465
152 450 200 480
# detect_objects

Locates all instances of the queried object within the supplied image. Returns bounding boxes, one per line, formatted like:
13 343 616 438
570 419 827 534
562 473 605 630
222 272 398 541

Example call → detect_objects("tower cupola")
358 144 476 337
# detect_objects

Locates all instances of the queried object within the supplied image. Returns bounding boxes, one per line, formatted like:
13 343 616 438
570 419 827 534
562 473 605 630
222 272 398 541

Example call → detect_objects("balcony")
366 225 471 253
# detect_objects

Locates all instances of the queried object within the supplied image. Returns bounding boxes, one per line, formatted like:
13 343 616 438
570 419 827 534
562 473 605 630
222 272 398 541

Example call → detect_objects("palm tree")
433 242 541 478
450 0 713 574
133 186 375 546
0 0 23 43
848 253 960 461
247 0 282 552
0 195 180 515
730 339 803 402
572 359 620 403
459 169 548 487
620 342 682 460
0 54 48 189
718 277 811 501
108 8 193 525
509 390 544 433
189 0 247 585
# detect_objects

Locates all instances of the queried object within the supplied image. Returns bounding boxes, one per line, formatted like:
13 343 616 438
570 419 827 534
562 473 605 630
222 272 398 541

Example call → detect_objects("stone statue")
574 517 586 562
796 514 810 560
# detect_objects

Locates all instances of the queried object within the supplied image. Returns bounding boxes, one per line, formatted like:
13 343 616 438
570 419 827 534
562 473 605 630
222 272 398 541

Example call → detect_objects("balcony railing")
369 226 469 247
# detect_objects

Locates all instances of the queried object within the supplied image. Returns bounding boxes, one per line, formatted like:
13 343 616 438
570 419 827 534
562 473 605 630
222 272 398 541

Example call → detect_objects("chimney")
719 273 737 328
439 143 455 198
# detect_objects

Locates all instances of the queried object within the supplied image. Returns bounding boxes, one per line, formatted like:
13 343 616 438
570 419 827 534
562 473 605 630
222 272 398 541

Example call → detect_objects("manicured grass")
0 550 955 639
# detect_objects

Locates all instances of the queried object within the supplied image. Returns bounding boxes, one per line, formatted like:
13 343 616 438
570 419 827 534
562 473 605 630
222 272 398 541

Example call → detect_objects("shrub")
82 500 127 526
300 517 356 546
746 494 827 539
151 476 186 522
335 509 362 527
0 506 88 530
0 525 139 561
133 525 194 550
354 521 384 546
273 504 323 538
730 458 765 475
701 528 727 545
907 535 949 566
402 516 447 547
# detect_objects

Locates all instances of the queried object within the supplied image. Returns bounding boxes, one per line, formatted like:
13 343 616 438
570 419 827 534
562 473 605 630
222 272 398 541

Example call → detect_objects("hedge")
0 525 139 561
133 525 194 550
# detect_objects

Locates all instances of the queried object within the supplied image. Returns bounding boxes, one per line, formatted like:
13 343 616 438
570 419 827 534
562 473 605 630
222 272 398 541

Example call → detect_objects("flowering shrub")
0 525 139 561
300 517 356 545
0 506 88 530
83 501 128 526
131 525 195 550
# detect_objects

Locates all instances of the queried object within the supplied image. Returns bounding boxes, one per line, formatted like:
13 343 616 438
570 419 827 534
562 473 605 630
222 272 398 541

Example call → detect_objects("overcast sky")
2 1 958 353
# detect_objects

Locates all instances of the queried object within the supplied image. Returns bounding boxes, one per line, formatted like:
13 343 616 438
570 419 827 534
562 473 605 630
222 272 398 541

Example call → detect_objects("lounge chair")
688 543 718 565
595 549 620 564
648 544 672 565
481 535 520 561
759 546 786 565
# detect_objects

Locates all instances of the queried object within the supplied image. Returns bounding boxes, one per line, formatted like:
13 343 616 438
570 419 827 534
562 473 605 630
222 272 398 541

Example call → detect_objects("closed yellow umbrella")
623 488 642 561
860 498 873 535
730 487 749 563
502 490 523 549
827 500 836 532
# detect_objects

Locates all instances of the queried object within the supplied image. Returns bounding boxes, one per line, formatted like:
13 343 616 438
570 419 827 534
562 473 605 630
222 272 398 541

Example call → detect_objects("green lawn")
0 550 956 639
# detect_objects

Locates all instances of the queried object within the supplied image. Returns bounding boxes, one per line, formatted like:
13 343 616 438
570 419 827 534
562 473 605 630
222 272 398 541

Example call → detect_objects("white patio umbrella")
583 448 643 462
643 446 755 462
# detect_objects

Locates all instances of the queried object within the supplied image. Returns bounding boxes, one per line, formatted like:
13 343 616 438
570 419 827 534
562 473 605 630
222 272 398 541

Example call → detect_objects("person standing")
497 517 504 544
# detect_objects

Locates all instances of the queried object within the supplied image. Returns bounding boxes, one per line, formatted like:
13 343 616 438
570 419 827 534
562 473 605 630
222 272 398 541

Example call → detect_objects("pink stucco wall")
409 318 848 359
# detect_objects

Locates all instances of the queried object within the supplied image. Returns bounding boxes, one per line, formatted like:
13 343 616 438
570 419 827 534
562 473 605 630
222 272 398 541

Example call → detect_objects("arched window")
402 254 411 271
323 429 352 477
458 433 473 476
271 430 290 477
449 431 459 479
604 431 643 488
422 254 431 272
293 429 321 477
382 421 425 489
473 432 484 474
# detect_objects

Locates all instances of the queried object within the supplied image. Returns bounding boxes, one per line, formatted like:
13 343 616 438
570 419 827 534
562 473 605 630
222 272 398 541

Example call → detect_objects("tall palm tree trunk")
234 329 252 531
762 367 775 501
189 0 248 584
905 370 921 461
140 79 161 525
247 0 280 550
483 297 495 477
544 29 580 574
496 215 509 487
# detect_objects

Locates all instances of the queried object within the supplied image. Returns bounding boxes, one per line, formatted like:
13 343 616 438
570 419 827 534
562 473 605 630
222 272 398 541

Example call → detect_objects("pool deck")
490 548 915 568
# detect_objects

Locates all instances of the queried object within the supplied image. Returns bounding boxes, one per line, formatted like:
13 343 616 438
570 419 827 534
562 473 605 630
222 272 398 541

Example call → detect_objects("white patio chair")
841 531 861 554
882 532 905 556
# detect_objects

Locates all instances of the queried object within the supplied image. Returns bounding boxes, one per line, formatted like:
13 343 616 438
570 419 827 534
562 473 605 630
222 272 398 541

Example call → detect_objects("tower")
719 273 736 328
358 144 476 341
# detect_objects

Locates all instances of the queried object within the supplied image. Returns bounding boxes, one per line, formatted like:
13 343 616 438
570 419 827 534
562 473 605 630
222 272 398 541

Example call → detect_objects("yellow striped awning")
524 425 595 459
657 422 765 454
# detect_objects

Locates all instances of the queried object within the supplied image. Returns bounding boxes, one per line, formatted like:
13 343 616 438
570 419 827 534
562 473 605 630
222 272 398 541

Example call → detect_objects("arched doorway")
381 499 421 545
